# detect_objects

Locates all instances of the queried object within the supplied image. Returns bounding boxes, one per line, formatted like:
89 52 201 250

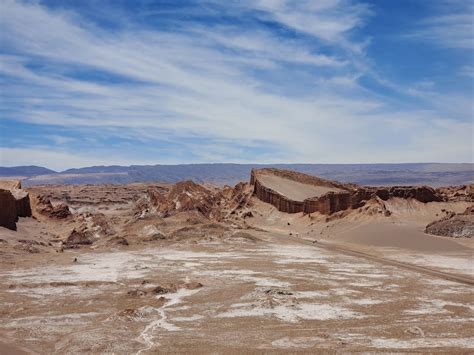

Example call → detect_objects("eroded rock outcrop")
251 169 354 215
0 189 18 230
251 168 443 215
35 195 71 219
425 207 474 238
436 184 474 202
64 226 94 248
0 180 32 230
135 180 253 221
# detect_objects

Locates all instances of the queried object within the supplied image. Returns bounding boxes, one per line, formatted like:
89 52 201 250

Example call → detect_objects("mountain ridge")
1 163 472 187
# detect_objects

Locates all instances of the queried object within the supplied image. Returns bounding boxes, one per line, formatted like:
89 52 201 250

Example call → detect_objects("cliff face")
252 177 304 213
251 169 443 215
0 189 18 230
0 181 32 230
251 169 350 214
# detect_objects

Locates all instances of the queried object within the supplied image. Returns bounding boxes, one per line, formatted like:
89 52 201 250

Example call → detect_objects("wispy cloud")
406 1 474 49
460 65 474 78
0 0 472 168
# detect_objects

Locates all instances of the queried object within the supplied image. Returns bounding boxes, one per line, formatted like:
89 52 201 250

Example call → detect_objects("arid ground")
0 172 473 353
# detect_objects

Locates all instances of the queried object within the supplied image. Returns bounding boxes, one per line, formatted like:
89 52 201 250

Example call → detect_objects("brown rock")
152 285 176 294
425 210 474 238
251 168 443 216
0 181 32 230
36 195 71 219
135 180 253 221
0 189 18 230
109 236 129 246
64 227 94 247
184 282 203 290
127 289 147 297
437 184 474 202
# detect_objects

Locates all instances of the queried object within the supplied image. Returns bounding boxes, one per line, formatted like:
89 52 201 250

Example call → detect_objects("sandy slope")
256 174 342 201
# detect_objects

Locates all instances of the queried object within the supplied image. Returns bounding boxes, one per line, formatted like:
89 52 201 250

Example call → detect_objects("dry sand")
256 174 342 201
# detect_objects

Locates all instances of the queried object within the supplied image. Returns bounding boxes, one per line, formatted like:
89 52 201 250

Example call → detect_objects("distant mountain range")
0 165 57 177
0 163 472 187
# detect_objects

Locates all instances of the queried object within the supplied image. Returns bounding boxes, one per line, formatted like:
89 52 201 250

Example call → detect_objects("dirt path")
277 234 474 286
317 242 474 286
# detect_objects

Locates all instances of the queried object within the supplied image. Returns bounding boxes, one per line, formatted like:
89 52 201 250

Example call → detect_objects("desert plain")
0 168 473 353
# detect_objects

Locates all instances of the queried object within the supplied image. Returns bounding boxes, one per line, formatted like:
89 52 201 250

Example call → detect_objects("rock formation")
425 207 474 238
35 195 71 219
0 180 32 230
0 189 18 230
64 226 94 248
436 184 474 202
251 168 443 215
135 180 253 221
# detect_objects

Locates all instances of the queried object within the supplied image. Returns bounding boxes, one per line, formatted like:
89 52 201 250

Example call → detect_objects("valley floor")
1 229 473 353
0 182 473 353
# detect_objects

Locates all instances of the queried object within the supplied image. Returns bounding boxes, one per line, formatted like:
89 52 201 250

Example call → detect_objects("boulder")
64 227 94 248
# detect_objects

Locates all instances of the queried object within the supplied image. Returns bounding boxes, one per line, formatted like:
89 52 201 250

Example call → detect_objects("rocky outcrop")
250 168 348 190
64 227 94 248
251 169 354 215
0 181 32 230
425 207 474 238
136 181 253 221
0 189 18 230
145 181 220 218
436 184 474 202
252 176 304 213
304 191 353 215
35 195 71 219
376 186 442 203
251 169 443 215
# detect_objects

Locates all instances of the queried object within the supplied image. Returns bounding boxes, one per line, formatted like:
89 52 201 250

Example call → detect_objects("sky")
0 0 473 170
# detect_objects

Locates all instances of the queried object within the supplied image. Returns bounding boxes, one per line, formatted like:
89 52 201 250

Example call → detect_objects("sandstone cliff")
0 180 32 230
251 169 443 215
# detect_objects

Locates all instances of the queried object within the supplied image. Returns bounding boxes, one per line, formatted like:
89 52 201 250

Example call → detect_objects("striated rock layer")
0 180 32 230
136 180 253 221
251 168 442 215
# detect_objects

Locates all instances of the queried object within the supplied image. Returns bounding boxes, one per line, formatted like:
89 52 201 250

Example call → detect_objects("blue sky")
0 0 472 170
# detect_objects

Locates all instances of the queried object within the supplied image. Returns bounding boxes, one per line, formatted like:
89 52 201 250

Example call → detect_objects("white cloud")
0 0 471 166
406 2 474 49
247 0 372 43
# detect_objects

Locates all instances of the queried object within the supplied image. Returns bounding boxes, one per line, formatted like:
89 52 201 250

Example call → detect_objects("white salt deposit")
350 298 385 306
137 288 201 354
262 245 328 263
271 336 324 348
371 337 474 349
218 302 363 323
